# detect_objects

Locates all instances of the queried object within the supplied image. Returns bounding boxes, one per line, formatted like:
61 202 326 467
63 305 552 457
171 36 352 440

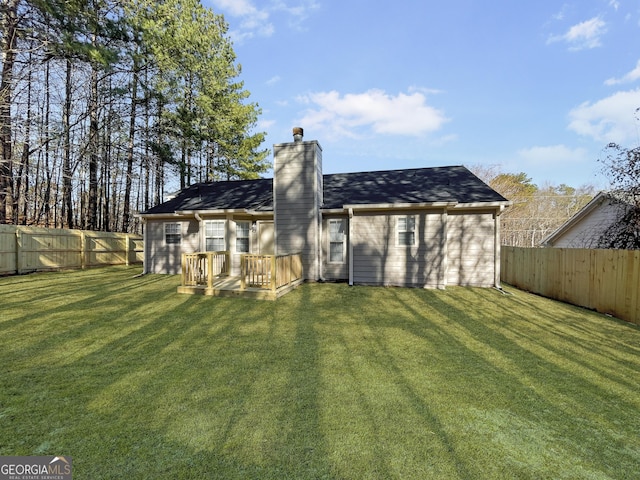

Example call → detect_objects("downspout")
494 205 503 288
348 208 354 286
441 208 448 289
141 218 149 274
195 213 203 251
318 215 325 282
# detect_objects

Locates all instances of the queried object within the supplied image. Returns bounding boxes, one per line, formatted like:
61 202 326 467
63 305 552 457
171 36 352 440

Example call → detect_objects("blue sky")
204 0 640 189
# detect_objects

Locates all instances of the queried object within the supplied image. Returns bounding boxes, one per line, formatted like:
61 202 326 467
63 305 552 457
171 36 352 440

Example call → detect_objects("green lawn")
1 266 639 479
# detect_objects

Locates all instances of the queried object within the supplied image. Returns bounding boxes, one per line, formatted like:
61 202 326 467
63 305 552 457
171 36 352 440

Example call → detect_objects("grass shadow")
1 272 639 479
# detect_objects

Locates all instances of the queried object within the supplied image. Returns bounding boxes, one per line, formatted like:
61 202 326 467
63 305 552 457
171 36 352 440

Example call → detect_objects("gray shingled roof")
141 165 507 215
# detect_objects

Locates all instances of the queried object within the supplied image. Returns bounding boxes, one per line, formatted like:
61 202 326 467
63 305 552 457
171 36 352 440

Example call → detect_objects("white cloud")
257 118 276 130
547 16 607 50
209 0 318 41
517 145 589 166
210 0 260 17
210 0 273 42
550 5 568 22
266 75 281 86
295 89 449 139
568 88 640 143
604 59 640 85
271 0 320 30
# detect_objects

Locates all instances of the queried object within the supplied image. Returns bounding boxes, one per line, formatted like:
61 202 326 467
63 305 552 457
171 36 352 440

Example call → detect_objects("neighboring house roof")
540 191 632 247
141 165 507 215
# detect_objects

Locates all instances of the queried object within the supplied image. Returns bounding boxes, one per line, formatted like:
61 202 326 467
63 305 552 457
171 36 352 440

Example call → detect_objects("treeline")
471 138 640 249
0 0 269 233
470 166 596 247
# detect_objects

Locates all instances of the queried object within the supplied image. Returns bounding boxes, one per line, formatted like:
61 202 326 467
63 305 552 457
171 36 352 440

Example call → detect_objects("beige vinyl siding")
146 219 199 274
273 141 322 280
204 217 248 276
351 211 446 288
322 216 349 280
446 212 495 286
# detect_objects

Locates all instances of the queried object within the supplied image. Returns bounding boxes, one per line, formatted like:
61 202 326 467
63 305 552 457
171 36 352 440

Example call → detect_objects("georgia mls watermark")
0 456 72 480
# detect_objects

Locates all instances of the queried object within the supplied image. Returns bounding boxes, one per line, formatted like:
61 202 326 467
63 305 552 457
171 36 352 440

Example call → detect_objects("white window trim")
397 215 416 246
164 222 181 245
236 221 250 253
328 218 346 264
204 220 226 252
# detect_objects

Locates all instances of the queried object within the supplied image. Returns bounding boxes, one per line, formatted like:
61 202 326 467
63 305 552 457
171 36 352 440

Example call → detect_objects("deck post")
286 255 292 285
181 253 186 286
240 254 246 290
271 255 277 292
207 252 213 290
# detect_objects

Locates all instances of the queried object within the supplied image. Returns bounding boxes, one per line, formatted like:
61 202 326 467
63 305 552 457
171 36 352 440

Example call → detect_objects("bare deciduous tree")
469 164 595 247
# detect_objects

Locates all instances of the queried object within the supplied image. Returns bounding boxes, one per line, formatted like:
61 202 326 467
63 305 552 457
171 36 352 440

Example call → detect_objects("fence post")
15 226 22 275
81 231 86 269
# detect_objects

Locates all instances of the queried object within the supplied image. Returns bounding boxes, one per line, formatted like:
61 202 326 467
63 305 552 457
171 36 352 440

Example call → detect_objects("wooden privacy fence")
501 246 640 325
0 224 143 275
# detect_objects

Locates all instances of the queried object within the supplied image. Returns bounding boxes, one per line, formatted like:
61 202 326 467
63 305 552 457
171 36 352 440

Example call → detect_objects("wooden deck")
177 275 304 300
179 252 303 300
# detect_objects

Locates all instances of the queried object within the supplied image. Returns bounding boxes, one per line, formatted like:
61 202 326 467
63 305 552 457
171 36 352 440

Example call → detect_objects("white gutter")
453 201 512 211
176 209 248 216
343 201 457 211
136 212 186 219
244 209 273 216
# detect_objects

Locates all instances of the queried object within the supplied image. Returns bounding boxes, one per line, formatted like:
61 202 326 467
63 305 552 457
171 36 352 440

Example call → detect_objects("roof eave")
343 202 458 211
136 212 186 219
176 209 253 216
453 201 512 210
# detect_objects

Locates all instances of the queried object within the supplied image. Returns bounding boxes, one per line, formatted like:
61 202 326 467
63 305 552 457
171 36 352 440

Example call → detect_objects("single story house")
540 191 633 248
138 129 511 288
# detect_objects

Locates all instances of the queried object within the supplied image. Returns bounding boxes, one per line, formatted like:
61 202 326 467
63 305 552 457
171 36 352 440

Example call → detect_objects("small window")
329 219 345 263
236 221 250 253
165 223 181 245
397 216 415 246
205 220 225 251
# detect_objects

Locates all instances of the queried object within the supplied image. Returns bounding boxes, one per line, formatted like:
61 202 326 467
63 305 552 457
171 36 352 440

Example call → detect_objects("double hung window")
329 219 345 263
397 216 416 246
164 223 181 245
236 222 250 253
205 220 225 251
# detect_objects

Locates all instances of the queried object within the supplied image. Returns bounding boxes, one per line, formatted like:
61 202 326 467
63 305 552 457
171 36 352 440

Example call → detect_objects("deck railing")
241 253 303 291
180 251 303 293
181 251 230 288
